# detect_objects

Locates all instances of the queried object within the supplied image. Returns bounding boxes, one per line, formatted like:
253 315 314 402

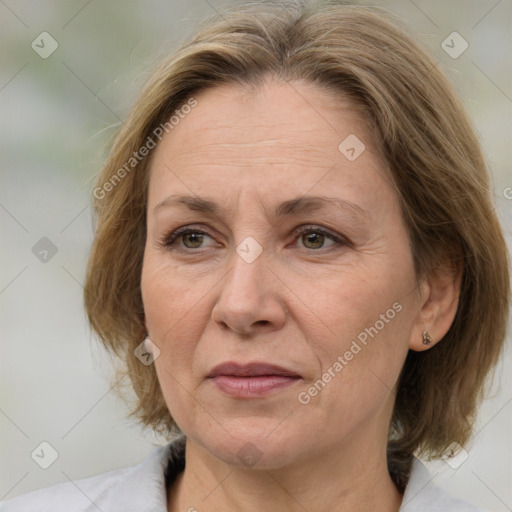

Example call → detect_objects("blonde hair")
84 0 510 487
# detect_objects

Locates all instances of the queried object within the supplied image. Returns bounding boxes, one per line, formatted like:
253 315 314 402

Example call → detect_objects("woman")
2 1 509 511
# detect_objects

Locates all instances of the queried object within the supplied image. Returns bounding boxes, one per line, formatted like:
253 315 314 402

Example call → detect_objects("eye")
162 227 216 250
293 226 346 250
160 225 349 252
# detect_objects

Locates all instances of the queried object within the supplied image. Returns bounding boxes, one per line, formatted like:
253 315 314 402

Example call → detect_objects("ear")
409 264 462 352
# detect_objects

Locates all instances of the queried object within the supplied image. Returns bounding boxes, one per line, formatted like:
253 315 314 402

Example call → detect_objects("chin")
190 419 307 470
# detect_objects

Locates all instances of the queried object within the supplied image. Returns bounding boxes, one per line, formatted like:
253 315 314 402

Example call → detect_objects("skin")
140 78 460 512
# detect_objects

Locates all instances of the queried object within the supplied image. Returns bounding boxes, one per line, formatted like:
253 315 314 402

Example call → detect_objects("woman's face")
141 79 424 468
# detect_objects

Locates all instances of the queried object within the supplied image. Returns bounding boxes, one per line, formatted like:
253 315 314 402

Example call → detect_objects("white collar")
400 457 482 511
107 437 481 512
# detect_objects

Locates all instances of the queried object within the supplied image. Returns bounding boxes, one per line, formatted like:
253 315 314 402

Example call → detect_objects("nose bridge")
226 191 268 286
225 238 267 303
212 237 286 334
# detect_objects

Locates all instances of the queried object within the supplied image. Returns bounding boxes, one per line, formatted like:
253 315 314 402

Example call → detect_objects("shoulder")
0 466 131 512
400 458 484 512
0 436 186 512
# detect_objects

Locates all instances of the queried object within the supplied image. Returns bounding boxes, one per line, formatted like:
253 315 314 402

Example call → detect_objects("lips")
207 362 300 378
207 362 301 398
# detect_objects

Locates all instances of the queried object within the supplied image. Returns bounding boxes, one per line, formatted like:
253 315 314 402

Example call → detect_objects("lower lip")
210 375 300 398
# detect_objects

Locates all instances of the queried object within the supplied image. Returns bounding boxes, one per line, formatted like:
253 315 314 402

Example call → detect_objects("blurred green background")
1 1 511 509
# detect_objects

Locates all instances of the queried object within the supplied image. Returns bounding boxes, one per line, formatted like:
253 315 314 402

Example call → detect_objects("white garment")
0 436 483 511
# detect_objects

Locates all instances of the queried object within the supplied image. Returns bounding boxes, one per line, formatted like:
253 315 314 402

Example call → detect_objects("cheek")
142 253 205 338
141 255 201 380
298 306 410 438
297 261 414 407
294 257 411 349
142 260 203 432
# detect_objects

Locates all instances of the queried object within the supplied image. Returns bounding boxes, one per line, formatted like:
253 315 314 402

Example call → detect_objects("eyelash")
160 224 350 252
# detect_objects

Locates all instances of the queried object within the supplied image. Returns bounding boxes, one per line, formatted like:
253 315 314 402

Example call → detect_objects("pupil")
304 233 323 248
184 233 203 247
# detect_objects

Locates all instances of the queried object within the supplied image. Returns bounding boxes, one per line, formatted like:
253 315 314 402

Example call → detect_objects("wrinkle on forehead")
151 81 379 176
147 78 394 224
164 77 375 149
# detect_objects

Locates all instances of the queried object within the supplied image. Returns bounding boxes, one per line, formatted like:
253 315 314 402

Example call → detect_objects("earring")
143 335 153 352
422 331 433 345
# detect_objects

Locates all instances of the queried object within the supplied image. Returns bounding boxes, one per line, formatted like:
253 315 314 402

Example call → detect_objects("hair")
83 0 510 489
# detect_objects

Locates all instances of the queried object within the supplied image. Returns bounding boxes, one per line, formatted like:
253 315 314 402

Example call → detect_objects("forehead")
156 79 377 162
147 79 391 211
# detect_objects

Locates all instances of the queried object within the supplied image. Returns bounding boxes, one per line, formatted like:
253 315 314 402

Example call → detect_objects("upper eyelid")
294 226 344 244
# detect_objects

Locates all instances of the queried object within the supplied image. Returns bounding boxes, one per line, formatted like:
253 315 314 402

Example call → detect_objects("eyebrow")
153 194 367 221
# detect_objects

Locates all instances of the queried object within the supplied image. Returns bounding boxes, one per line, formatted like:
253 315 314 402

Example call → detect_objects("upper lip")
207 362 301 378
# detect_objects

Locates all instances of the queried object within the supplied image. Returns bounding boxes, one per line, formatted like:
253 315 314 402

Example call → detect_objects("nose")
211 246 287 338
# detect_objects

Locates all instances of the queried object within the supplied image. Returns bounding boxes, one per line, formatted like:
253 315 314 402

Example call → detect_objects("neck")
167 435 403 512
